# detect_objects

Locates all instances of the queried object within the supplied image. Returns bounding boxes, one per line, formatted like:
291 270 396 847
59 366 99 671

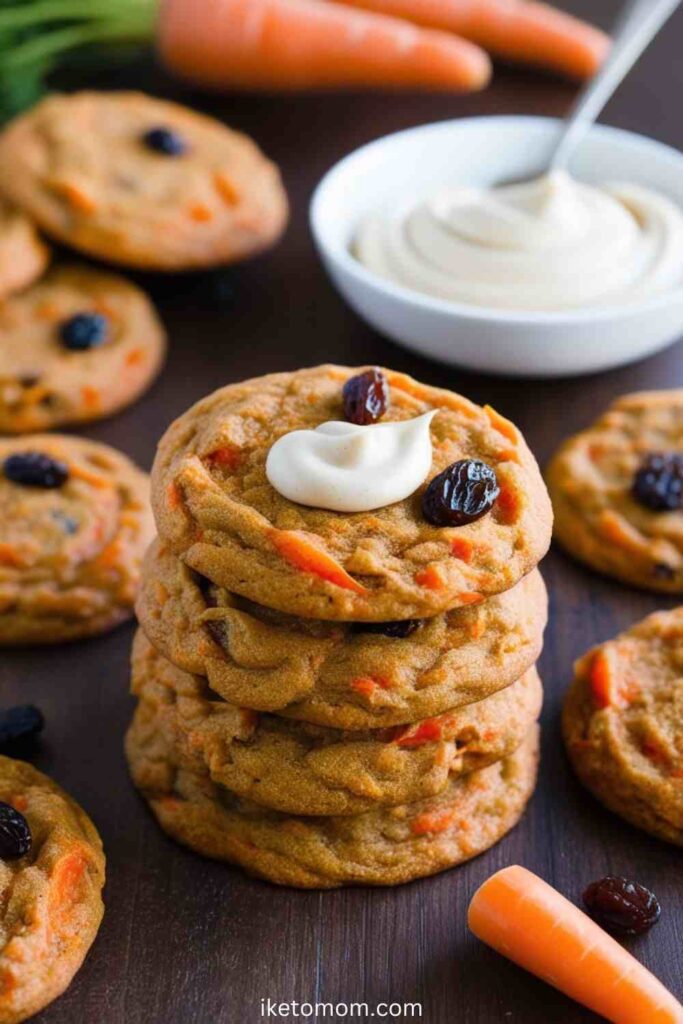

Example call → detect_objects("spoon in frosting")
504 0 681 186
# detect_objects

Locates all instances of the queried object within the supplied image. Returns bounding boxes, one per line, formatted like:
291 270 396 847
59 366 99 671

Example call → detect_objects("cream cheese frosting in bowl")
310 116 683 376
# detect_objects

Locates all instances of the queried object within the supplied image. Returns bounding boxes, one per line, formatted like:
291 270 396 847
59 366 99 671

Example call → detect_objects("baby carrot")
158 0 491 92
337 0 609 79
468 866 683 1024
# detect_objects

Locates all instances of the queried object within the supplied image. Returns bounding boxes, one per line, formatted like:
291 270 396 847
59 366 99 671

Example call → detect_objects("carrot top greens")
0 0 157 120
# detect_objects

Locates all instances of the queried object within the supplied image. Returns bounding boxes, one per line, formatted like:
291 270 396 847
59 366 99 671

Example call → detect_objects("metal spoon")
507 0 681 184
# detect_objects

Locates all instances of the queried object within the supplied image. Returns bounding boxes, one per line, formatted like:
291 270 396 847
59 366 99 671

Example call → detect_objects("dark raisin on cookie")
355 619 423 638
343 369 389 425
583 876 661 937
632 453 683 512
422 459 499 527
143 126 187 156
3 452 69 489
59 312 109 351
0 803 32 861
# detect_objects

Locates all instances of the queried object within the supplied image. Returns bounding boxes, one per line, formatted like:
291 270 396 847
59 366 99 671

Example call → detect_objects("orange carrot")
336 0 609 79
271 529 367 593
468 866 683 1024
158 0 491 92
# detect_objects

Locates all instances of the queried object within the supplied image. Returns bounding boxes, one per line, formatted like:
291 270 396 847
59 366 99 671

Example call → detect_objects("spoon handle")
550 0 681 172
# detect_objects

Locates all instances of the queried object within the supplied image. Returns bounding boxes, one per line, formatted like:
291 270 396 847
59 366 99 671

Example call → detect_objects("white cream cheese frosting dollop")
355 170 683 311
265 412 435 512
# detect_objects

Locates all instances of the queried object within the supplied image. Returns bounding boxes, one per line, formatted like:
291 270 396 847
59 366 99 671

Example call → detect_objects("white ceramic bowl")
310 116 683 377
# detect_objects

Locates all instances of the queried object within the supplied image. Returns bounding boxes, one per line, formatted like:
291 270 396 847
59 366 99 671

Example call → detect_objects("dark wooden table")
2 2 681 1021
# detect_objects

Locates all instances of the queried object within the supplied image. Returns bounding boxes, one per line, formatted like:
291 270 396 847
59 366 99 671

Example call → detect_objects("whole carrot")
335 0 609 79
157 0 492 92
468 866 683 1024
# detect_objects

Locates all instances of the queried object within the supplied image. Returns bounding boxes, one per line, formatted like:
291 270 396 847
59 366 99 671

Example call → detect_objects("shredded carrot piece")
189 202 213 222
394 717 444 747
95 540 121 570
81 385 101 412
125 348 145 367
415 565 444 590
456 591 483 605
495 483 520 524
450 536 474 562
350 677 376 698
167 481 183 511
54 181 97 214
271 529 367 593
484 404 518 445
214 171 240 205
0 544 23 568
69 463 110 489
589 651 614 709
411 808 455 836
35 300 61 320
205 445 243 470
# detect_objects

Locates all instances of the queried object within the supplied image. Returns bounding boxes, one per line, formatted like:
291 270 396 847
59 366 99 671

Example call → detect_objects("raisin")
653 562 676 581
3 452 69 489
343 369 389 425
583 876 661 936
355 619 423 638
632 453 683 512
143 126 187 156
59 312 109 351
0 803 31 860
422 459 499 527
0 706 44 749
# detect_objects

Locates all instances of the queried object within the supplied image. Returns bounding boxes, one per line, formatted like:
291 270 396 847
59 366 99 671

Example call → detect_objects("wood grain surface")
2 2 681 1021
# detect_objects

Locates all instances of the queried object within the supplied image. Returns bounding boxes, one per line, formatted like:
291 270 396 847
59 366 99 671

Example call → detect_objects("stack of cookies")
127 365 552 888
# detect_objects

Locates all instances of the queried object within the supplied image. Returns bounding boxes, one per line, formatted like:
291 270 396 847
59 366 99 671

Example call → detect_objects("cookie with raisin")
547 390 683 592
0 435 153 643
130 628 542 816
137 539 547 728
0 92 288 270
0 265 165 433
0 756 105 1023
151 365 552 621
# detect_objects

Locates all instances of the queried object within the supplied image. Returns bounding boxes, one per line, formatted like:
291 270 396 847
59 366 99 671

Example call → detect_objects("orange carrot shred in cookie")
484 404 518 445
54 180 97 214
589 651 614 709
125 348 145 367
496 483 520 524
206 445 243 470
394 718 444 747
415 565 444 590
0 544 23 568
167 481 183 511
349 677 377 698
214 171 240 205
411 808 455 836
450 536 474 562
271 529 367 593
189 202 213 222
68 463 110 489
81 385 102 412
456 592 484 606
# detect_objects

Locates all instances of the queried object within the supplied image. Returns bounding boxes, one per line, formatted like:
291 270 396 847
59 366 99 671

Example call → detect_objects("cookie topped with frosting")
151 365 552 621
